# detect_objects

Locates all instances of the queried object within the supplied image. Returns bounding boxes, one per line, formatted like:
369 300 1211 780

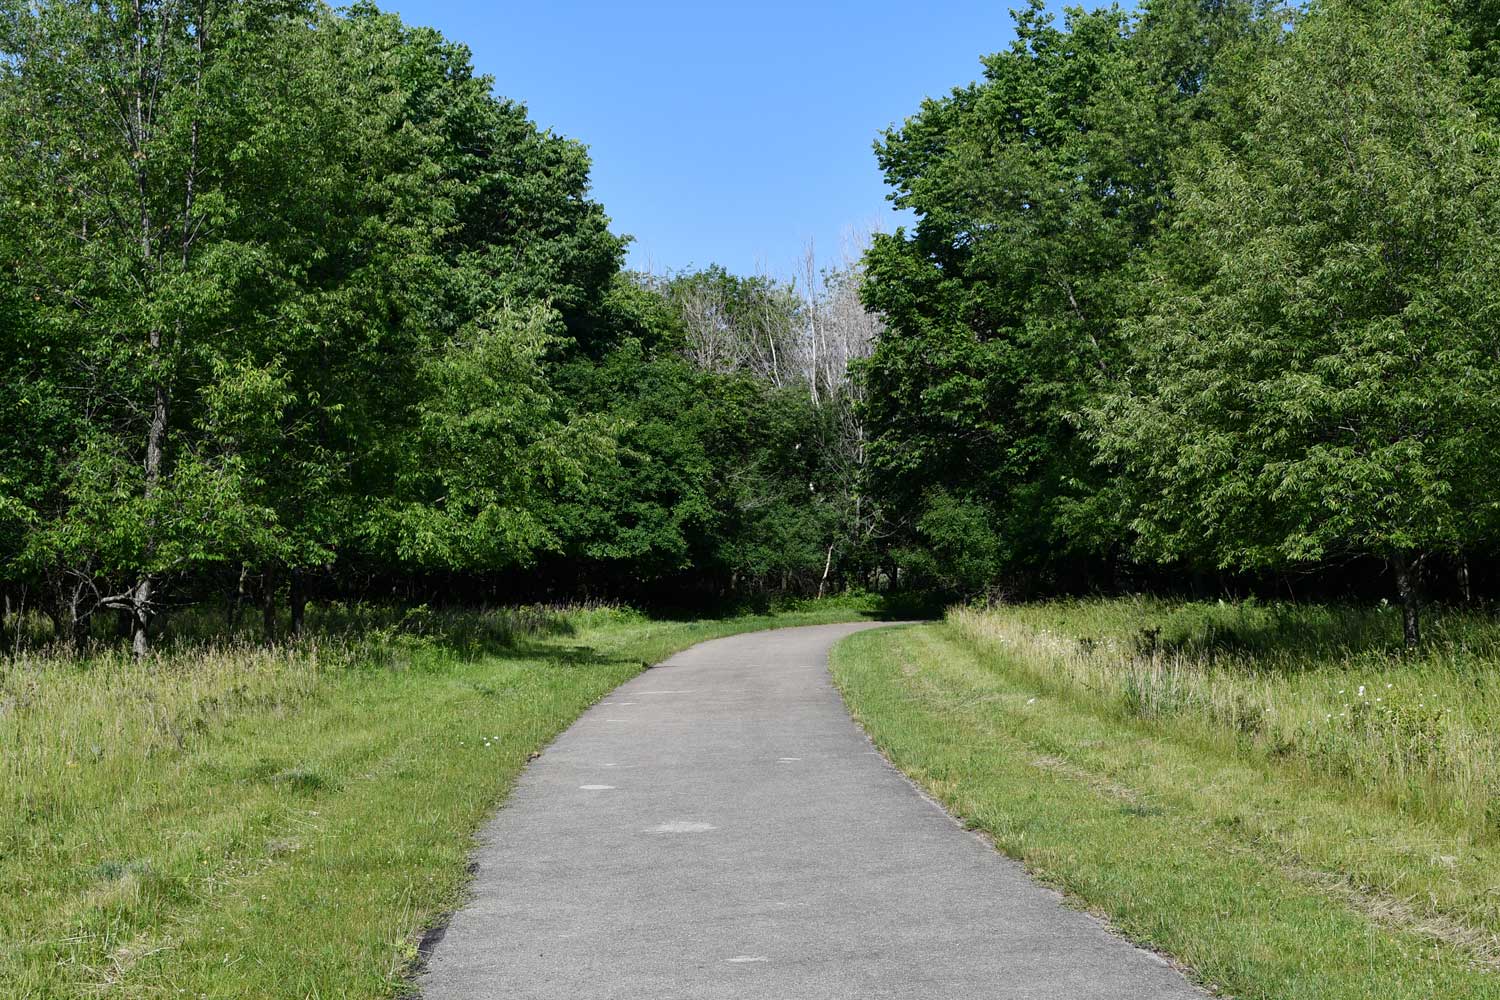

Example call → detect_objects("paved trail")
421 622 1203 999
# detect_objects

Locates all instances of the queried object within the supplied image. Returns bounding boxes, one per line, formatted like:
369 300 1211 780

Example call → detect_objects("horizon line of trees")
5 0 1500 654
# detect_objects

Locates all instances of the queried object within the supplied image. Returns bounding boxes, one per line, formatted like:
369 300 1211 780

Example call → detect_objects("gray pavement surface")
421 622 1204 999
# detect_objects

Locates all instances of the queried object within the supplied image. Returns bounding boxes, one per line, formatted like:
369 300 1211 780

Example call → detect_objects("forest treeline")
3 0 1499 652
0 0 885 654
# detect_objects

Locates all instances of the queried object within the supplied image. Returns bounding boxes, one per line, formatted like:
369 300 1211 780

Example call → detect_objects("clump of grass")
949 599 1500 832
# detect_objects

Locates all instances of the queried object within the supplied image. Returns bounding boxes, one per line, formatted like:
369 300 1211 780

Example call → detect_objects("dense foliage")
860 0 1500 642
0 0 879 652
5 0 1499 652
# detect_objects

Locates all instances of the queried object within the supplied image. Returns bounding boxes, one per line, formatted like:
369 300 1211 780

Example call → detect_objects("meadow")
832 600 1500 999
1 599 879 998
950 599 1500 832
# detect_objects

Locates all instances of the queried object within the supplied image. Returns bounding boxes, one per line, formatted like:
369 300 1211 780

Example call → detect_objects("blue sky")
386 1 1024 279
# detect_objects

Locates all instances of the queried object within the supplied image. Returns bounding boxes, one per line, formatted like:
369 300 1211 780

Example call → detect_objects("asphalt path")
421 621 1204 999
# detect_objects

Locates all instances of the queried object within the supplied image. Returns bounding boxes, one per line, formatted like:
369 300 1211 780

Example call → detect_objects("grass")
1 597 881 999
949 599 1500 831
830 600 1500 1000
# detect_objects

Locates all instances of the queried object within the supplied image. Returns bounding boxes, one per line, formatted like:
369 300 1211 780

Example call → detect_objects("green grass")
831 602 1500 1000
1 599 879 998
949 599 1500 831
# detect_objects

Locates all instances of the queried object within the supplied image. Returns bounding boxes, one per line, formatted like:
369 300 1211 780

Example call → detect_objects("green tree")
223 5 626 631
372 305 611 573
0 0 301 652
1090 0 1500 645
859 0 1264 593
0 1 626 648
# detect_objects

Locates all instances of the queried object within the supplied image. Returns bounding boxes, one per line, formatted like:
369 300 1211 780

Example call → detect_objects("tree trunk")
129 578 152 658
126 0 165 659
129 384 164 659
66 578 91 652
228 563 248 632
1393 551 1421 649
1458 556 1472 604
817 543 835 599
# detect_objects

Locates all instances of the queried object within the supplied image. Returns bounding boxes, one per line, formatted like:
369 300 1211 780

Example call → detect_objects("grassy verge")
831 603 1500 1000
2 599 879 998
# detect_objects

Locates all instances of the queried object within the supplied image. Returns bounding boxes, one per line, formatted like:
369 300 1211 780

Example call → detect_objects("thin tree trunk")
1393 551 1421 649
132 372 167 658
4 587 17 655
1458 556 1472 604
228 562 248 632
67 578 91 652
128 0 163 658
817 543 835 599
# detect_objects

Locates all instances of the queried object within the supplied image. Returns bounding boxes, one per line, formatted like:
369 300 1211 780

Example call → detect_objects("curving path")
421 622 1204 999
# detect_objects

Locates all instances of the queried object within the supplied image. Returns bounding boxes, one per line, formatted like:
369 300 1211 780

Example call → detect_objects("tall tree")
0 0 304 652
223 4 625 630
0 1 626 648
1090 0 1500 645
859 0 1264 594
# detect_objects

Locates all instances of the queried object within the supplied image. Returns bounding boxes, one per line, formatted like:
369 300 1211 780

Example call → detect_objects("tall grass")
950 599 1500 833
1 601 629 852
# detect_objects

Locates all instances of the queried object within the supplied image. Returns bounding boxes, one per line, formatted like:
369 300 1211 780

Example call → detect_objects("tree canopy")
5 0 1499 652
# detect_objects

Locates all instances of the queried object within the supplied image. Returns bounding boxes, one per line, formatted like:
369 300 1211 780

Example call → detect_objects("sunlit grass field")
1 599 879 998
949 599 1500 831
832 600 1500 999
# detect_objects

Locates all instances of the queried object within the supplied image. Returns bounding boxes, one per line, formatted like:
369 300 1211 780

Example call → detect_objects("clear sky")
385 1 1024 279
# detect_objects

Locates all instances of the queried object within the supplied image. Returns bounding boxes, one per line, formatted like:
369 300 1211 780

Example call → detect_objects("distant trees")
538 242 886 601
